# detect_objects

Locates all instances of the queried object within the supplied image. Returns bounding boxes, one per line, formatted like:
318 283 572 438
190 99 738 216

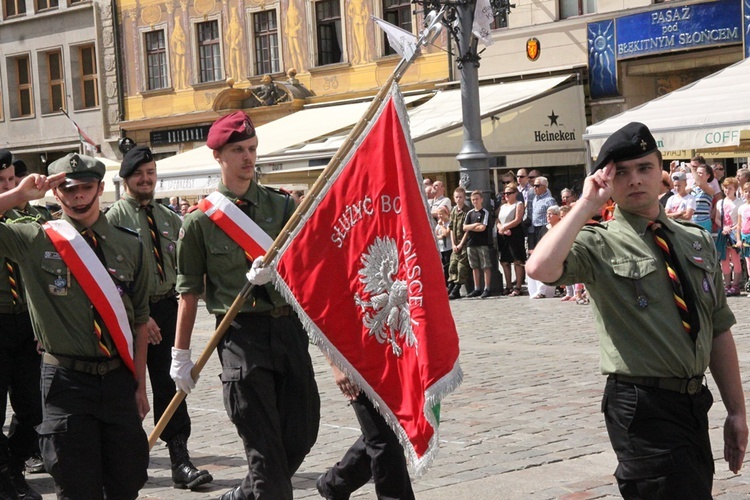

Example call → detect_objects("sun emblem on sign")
354 236 417 356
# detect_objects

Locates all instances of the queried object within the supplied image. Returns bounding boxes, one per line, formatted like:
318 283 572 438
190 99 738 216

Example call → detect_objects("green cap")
48 153 105 187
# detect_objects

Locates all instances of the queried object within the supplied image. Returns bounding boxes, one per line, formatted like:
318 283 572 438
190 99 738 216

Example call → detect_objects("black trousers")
602 378 714 500
319 394 414 500
148 296 190 443
217 313 320 500
37 363 148 499
0 312 42 467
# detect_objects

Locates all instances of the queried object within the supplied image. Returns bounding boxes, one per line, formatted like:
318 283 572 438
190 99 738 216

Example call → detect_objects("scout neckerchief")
42 220 135 374
197 191 273 263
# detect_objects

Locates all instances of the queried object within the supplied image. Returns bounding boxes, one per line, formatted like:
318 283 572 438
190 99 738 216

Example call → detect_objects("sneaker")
480 289 491 299
466 289 483 298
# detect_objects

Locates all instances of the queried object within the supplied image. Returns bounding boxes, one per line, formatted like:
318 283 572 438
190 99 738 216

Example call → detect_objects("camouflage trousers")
448 248 469 285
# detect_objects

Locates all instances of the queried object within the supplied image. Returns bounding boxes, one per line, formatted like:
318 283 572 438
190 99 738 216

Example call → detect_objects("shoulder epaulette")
6 214 42 224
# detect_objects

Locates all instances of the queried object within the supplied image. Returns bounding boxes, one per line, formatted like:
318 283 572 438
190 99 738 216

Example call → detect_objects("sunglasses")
714 167 725 171
533 184 543 188
502 181 512 184
517 175 527 179
528 176 537 180
503 191 517 195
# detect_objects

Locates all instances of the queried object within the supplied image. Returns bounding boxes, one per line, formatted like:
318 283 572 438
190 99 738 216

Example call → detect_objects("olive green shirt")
449 202 471 246
550 205 735 378
106 194 181 297
0 212 149 358
0 209 30 313
176 181 294 315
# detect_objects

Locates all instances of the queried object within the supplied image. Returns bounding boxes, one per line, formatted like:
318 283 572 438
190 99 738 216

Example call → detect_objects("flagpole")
147 10 444 449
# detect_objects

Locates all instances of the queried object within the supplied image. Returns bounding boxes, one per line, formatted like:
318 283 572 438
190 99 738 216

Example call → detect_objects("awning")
259 75 587 176
150 98 425 197
584 57 750 157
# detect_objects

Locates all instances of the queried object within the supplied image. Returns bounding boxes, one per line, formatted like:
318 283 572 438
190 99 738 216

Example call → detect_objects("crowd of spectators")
430 155 750 302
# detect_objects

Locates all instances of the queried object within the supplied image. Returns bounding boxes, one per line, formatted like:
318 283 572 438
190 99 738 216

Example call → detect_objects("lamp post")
415 0 513 199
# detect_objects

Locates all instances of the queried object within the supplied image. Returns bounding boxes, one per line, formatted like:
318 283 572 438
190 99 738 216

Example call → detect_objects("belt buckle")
687 377 702 395
97 362 109 376
270 307 283 318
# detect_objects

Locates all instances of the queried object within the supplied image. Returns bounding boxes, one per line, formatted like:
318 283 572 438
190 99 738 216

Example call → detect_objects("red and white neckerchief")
197 191 273 260
42 220 135 374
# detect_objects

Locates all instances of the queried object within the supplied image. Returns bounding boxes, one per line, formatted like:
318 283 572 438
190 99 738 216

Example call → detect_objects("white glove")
246 256 273 286
170 347 198 394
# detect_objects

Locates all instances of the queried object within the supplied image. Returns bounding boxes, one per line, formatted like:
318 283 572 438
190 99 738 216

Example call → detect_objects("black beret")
592 122 659 172
48 153 105 186
206 111 256 150
120 146 154 178
0 149 11 171
12 159 27 177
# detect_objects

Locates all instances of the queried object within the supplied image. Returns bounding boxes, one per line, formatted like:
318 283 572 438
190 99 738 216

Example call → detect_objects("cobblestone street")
11 294 750 499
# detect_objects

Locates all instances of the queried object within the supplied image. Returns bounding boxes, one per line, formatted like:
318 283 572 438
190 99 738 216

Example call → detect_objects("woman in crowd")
716 177 742 296
495 182 525 296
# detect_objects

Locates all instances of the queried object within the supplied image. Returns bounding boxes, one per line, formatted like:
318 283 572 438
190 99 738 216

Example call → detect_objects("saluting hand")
580 161 615 212
17 172 66 201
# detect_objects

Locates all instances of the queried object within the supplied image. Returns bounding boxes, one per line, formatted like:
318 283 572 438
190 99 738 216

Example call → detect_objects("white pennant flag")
372 16 418 60
472 0 495 47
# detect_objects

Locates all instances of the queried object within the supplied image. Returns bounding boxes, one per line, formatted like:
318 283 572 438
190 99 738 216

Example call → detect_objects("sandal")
576 297 589 305
561 295 574 302
531 293 545 299
509 288 521 297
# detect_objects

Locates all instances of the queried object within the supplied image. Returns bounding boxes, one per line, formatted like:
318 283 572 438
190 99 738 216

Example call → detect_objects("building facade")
480 0 747 176
116 0 450 164
0 0 121 170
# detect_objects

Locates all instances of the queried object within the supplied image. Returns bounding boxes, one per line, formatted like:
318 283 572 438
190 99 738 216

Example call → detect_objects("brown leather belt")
43 352 123 376
609 374 704 395
150 289 177 303
237 305 294 318
0 304 27 315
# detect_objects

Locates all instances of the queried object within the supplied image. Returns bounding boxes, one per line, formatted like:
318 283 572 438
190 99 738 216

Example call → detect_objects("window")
36 0 59 10
15 56 33 117
560 0 596 18
491 12 508 30
79 45 99 108
316 0 342 66
382 0 412 56
39 50 65 114
4 0 26 17
253 11 280 75
145 30 168 90
197 20 222 83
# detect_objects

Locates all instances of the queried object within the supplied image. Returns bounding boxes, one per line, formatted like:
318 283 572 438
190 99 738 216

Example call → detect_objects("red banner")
272 85 462 475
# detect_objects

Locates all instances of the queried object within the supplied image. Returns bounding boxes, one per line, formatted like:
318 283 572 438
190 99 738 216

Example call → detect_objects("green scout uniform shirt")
0 209 30 313
106 194 181 297
0 212 149 358
551 205 735 379
449 203 471 246
17 202 53 221
176 181 294 315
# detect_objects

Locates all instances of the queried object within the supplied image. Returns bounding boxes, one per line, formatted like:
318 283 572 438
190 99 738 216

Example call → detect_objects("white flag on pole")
372 16 418 60
472 0 495 46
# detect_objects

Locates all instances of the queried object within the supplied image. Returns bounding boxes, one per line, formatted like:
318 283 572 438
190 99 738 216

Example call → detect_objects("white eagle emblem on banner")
354 236 417 356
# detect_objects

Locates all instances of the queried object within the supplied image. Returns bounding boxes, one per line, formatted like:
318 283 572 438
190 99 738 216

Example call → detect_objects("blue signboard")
615 0 742 60
588 20 619 98
745 0 750 58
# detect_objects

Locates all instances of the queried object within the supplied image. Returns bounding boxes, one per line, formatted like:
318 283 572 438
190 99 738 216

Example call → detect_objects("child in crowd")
463 190 492 299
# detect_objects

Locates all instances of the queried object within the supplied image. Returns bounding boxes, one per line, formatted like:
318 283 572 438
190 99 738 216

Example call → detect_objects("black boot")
0 466 19 500
8 459 41 500
167 434 213 490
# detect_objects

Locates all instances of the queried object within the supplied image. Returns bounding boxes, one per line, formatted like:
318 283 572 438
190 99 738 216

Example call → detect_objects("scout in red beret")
206 111 256 150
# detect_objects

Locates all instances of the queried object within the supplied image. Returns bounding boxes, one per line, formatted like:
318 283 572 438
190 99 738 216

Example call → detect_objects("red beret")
206 111 256 150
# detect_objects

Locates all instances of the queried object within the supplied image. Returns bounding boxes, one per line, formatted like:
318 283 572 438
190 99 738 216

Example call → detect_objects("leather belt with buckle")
609 374 705 395
237 305 294 318
150 289 177 303
43 352 123 376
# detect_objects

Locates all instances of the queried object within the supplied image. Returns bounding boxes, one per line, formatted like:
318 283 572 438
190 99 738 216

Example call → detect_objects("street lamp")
414 0 514 199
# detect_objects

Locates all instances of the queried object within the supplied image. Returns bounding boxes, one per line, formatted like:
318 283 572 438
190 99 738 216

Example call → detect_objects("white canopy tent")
584 57 750 159
258 74 587 176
